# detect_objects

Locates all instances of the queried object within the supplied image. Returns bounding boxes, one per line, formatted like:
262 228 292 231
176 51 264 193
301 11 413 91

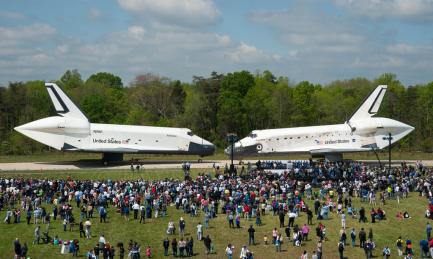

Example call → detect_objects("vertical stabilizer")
348 85 387 122
45 83 88 121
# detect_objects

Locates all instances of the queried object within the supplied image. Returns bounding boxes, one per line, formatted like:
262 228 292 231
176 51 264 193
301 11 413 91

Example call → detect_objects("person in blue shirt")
350 228 356 247
426 223 432 240
420 239 429 258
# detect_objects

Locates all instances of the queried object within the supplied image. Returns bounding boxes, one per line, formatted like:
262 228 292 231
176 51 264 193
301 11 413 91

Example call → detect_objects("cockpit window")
248 133 257 138
187 131 193 136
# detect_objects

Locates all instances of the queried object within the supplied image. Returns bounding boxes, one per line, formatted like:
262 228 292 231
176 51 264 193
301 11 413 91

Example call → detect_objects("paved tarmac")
0 159 431 171
0 161 223 171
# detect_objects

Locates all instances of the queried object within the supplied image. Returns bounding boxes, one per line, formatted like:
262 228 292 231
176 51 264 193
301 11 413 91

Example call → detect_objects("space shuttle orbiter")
226 85 414 161
15 83 215 163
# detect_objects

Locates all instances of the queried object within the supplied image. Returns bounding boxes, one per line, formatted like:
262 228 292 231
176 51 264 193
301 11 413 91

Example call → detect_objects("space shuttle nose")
394 120 415 134
14 122 35 133
14 124 25 132
402 122 415 136
404 123 414 131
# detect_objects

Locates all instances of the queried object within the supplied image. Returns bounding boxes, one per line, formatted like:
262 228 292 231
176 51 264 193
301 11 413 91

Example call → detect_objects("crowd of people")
1 159 432 258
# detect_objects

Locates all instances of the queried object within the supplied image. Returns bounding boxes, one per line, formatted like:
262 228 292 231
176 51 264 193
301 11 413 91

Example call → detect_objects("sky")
1 0 433 86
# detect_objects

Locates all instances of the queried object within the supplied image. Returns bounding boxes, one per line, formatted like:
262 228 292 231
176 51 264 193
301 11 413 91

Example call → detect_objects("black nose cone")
188 142 215 156
225 144 260 157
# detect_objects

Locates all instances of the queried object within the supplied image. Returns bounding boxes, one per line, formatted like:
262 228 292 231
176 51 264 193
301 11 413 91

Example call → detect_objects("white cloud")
118 0 221 26
56 45 69 54
88 8 102 20
386 43 417 54
334 0 433 22
0 24 55 42
127 25 146 40
216 34 231 46
248 3 433 84
0 53 54 70
0 19 282 85
0 11 25 20
226 42 278 63
250 9 365 52
3 1 432 87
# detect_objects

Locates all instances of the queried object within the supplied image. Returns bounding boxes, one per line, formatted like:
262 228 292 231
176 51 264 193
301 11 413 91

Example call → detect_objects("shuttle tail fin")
348 85 387 122
45 83 88 121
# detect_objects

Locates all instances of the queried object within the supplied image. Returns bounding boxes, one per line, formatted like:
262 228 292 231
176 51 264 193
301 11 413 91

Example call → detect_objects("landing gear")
102 153 124 165
198 158 203 163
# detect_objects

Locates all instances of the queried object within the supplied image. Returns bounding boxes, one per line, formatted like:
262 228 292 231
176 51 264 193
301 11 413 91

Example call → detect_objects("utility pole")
382 133 393 174
227 133 238 174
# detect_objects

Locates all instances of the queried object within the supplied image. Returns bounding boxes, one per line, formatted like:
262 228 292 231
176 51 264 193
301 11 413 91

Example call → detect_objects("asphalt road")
0 159 431 171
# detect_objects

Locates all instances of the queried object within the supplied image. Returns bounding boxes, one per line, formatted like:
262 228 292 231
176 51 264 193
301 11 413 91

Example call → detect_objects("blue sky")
1 0 433 86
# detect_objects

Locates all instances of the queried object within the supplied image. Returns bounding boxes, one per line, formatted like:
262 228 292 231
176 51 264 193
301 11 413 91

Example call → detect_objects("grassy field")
0 169 430 259
0 169 203 181
0 150 432 163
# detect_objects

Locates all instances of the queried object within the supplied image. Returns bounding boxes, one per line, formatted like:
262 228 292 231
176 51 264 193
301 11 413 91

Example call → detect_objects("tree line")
0 70 432 155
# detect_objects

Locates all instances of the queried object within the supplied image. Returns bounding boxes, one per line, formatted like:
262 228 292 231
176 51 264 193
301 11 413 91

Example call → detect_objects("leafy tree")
80 86 128 124
217 71 254 137
1 69 432 153
170 80 186 116
59 69 83 89
86 72 123 88
127 73 186 126
184 72 224 141
220 70 255 96
244 73 279 130
262 70 277 84
291 81 321 126
269 79 294 128
0 87 6 137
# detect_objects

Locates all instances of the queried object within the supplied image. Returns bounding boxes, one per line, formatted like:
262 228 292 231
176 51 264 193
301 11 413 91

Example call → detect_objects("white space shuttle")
226 85 414 161
15 83 215 163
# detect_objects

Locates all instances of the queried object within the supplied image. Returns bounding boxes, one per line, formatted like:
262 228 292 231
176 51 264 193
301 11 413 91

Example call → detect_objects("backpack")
338 242 344 252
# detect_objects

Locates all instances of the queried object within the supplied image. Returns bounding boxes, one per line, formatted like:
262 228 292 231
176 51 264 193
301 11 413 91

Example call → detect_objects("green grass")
0 169 430 259
0 169 205 181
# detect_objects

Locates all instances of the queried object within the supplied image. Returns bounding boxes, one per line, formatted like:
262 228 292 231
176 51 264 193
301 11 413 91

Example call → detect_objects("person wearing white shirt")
132 202 140 220
239 245 248 259
197 222 203 240
84 220 92 239
225 244 234 259
288 212 296 227
98 234 106 249
341 212 346 229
